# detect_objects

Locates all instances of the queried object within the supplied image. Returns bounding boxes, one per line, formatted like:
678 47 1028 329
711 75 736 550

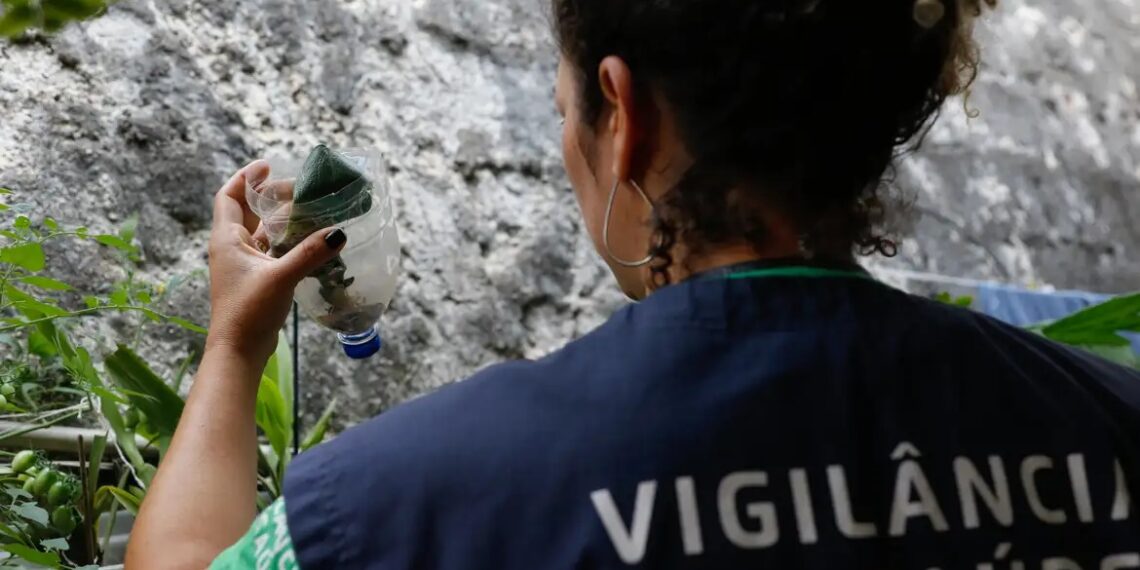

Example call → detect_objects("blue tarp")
976 282 1140 355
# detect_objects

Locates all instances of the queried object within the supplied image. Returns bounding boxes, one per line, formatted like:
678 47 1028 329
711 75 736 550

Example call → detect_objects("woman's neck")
664 241 806 284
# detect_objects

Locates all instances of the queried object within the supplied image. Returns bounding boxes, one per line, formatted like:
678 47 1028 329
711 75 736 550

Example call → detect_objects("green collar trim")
723 266 874 281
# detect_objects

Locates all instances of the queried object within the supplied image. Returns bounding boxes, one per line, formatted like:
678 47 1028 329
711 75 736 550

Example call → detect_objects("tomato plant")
0 0 110 38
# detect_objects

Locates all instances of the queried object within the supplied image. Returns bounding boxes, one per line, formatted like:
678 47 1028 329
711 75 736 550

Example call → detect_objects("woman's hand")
205 160 347 366
128 161 348 570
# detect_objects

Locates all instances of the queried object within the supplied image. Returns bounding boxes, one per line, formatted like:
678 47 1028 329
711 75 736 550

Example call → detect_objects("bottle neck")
337 328 378 344
337 327 382 360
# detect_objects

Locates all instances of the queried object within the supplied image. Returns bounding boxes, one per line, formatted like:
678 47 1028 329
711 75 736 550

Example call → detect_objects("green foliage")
0 191 208 567
0 450 86 566
301 398 338 453
1038 292 1140 369
1040 293 1140 348
99 334 336 516
104 346 185 445
0 0 109 38
937 290 1140 369
933 292 974 308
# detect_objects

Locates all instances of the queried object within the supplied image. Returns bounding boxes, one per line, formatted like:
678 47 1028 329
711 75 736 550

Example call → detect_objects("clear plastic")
246 147 401 337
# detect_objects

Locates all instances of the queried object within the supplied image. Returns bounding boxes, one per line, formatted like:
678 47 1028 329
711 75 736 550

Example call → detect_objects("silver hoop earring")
603 178 655 268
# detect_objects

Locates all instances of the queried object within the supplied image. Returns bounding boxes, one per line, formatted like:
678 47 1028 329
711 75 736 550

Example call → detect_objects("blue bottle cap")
338 328 382 360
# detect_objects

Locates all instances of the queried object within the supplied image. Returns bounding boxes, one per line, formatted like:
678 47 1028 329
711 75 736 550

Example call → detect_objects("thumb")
275 228 348 284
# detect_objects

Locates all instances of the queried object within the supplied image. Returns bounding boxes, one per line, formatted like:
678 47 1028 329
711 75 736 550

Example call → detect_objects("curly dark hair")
552 0 996 286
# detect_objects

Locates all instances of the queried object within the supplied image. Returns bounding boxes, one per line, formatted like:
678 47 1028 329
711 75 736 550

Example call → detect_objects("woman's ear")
597 56 639 184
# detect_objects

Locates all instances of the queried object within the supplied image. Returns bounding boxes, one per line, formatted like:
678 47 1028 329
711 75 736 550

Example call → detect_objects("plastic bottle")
246 147 401 359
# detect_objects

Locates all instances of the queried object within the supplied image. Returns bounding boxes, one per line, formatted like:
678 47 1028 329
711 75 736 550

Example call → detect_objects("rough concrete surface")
0 0 1136 426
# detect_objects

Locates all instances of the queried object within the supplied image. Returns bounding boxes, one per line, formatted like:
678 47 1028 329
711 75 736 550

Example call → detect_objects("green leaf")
119 213 139 243
171 351 195 394
167 316 207 334
42 0 107 22
27 328 58 358
42 319 77 361
0 3 37 38
1083 345 1138 369
256 375 291 461
13 215 30 229
88 386 124 405
0 188 12 195
98 398 148 478
96 486 141 516
136 290 151 304
87 433 108 504
94 234 137 253
19 275 71 291
0 204 10 212
68 346 100 386
83 296 100 309
0 242 44 271
5 285 68 318
104 346 184 441
13 502 48 526
257 445 279 488
267 332 294 425
934 292 974 308
39 537 69 552
0 520 26 543
109 287 129 306
301 398 338 451
4 488 31 501
75 227 88 239
42 218 58 231
1042 293 1140 348
1 544 60 567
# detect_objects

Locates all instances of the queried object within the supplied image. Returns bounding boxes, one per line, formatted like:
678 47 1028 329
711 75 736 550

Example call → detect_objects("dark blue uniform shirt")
285 270 1140 569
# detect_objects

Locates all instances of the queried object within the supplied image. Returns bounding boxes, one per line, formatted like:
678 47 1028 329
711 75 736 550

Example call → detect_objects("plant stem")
0 305 187 334
0 409 80 442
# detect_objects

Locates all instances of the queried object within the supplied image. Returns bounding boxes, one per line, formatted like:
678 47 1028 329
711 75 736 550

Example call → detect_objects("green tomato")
0 394 9 408
47 481 71 507
32 469 57 497
50 506 76 536
0 383 14 397
22 478 36 494
10 450 36 474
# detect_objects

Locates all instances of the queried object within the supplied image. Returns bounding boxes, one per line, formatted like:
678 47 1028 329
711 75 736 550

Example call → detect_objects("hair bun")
913 0 946 29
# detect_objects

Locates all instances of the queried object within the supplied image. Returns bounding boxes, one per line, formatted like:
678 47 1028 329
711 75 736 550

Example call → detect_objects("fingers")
213 160 270 234
273 228 348 285
251 224 271 254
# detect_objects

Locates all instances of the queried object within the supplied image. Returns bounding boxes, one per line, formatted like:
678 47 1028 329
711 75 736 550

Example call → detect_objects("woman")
129 0 1140 568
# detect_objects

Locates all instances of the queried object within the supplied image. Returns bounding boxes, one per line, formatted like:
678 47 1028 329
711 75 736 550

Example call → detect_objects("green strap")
724 266 874 281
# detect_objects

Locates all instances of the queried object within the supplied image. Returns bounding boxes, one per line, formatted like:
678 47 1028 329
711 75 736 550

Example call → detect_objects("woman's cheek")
563 124 604 249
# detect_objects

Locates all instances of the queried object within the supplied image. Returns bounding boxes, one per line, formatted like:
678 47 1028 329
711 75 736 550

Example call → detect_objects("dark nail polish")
325 229 347 250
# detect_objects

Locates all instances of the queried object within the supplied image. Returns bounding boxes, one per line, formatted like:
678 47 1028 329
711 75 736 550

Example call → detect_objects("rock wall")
0 0 1136 426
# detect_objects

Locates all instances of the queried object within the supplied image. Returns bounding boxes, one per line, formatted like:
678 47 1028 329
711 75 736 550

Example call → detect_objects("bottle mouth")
337 328 382 359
